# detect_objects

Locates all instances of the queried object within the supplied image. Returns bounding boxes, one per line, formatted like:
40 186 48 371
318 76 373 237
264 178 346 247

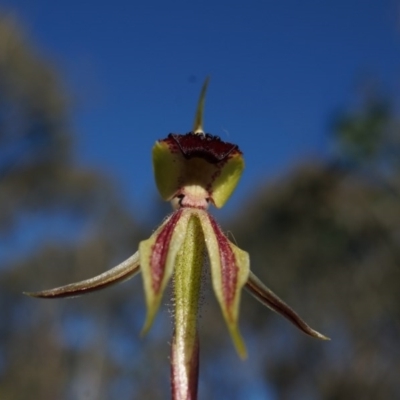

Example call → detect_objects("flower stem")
171 216 204 400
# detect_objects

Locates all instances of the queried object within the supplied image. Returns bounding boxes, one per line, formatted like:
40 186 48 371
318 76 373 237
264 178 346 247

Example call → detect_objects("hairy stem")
171 216 204 400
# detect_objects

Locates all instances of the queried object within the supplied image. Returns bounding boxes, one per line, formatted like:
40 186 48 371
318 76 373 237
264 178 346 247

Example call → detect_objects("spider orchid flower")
26 78 329 400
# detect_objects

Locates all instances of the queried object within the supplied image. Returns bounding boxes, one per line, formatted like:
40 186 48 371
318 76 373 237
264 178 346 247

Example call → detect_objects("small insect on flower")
25 78 329 400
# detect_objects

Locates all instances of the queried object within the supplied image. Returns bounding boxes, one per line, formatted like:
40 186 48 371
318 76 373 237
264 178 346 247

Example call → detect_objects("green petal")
197 210 250 358
152 139 183 201
139 209 191 334
210 151 244 208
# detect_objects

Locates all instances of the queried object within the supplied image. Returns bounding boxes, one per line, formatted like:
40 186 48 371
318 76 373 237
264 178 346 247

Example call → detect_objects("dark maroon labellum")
165 132 241 164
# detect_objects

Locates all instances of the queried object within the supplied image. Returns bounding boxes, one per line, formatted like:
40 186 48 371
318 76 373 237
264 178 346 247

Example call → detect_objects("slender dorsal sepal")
153 79 244 209
193 77 210 135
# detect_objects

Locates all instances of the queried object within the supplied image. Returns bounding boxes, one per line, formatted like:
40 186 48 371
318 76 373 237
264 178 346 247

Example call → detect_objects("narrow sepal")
152 79 244 209
171 215 203 400
139 209 190 334
198 211 250 358
24 251 140 298
192 76 210 134
245 271 330 340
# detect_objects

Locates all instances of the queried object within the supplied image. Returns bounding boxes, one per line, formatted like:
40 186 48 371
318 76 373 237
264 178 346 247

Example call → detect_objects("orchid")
26 78 329 400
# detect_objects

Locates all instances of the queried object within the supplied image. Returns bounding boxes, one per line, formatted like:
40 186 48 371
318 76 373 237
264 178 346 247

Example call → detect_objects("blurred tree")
333 97 391 167
0 13 72 231
0 14 169 400
208 93 400 399
2 12 399 400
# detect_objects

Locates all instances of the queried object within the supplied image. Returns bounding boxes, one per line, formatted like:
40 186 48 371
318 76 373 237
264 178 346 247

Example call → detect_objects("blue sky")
3 0 400 221
1 2 399 398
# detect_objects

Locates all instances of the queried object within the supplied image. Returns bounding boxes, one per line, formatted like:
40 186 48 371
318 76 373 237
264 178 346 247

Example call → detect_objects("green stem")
171 216 204 400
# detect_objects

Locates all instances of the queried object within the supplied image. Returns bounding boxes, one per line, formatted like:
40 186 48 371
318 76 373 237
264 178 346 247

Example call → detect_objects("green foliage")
0 15 152 400
334 100 390 163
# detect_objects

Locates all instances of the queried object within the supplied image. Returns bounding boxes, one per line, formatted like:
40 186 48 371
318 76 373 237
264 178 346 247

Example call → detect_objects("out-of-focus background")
1 1 399 399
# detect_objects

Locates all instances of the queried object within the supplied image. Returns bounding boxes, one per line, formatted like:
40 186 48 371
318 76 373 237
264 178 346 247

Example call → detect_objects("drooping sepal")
246 271 330 341
198 211 250 358
139 209 191 334
171 215 204 400
24 251 140 298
